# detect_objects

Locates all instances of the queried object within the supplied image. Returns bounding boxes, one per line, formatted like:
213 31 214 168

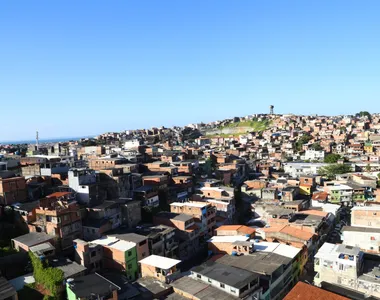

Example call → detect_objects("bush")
324 153 342 163
29 252 64 297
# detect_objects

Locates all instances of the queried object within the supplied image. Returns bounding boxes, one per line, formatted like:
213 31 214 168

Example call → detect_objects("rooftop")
170 201 208 208
207 236 250 243
135 276 172 297
359 253 380 284
139 255 181 270
0 277 17 300
315 243 360 260
351 206 380 211
342 226 380 233
215 225 255 235
109 233 147 244
12 232 53 247
284 281 349 300
192 261 259 289
171 276 237 300
155 211 193 223
29 242 55 255
254 241 301 259
67 273 120 298
92 236 135 252
48 257 87 279
216 253 288 275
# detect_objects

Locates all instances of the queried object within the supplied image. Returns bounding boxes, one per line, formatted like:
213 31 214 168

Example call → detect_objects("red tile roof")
46 192 72 198
284 282 349 300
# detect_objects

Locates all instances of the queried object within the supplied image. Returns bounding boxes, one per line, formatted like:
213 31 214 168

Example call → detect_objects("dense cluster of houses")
1 112 380 299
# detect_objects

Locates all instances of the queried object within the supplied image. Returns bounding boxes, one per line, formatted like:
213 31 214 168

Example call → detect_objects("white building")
314 242 380 298
283 162 328 178
303 150 325 161
68 168 97 204
124 139 141 150
342 226 380 254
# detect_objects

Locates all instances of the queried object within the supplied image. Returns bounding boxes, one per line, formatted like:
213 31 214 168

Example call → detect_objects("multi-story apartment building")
351 206 380 228
189 261 261 299
133 185 159 207
32 192 82 250
170 201 216 238
314 243 380 299
89 157 129 171
303 150 325 161
139 254 181 284
342 226 380 254
325 184 353 204
82 201 121 240
153 211 200 260
92 236 138 281
0 172 27 205
68 168 107 206
73 239 104 272
135 224 178 258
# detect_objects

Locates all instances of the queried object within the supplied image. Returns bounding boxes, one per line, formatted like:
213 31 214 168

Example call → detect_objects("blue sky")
1 1 379 141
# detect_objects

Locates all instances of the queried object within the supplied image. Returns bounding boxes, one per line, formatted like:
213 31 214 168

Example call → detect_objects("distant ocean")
0 136 93 145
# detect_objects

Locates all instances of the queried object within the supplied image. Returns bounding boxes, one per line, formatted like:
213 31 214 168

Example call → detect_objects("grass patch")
218 119 271 131
205 133 242 138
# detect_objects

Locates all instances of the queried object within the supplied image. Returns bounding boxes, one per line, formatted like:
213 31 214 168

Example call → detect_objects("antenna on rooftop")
269 105 274 115
36 130 39 150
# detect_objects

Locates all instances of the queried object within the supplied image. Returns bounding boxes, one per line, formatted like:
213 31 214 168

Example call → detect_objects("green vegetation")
356 111 371 119
29 252 64 298
365 164 372 172
324 153 342 163
205 133 241 138
318 164 351 180
311 142 323 151
0 246 17 257
219 119 271 131
296 135 312 151
203 157 216 176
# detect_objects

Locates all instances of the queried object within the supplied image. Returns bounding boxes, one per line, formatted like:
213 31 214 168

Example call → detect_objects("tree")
356 111 371 120
318 164 351 180
324 153 342 163
204 157 216 176
296 135 312 151
311 143 323 151
365 164 372 172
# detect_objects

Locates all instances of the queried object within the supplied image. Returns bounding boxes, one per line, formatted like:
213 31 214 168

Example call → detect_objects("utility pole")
36 130 39 150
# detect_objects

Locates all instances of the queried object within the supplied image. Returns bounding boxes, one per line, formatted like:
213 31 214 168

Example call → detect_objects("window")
208 279 212 283
220 283 225 288
371 236 376 241
128 251 132 257
128 264 132 269
339 264 344 271
230 288 236 294
374 213 377 216
197 274 201 279
91 251 96 257
63 215 68 221
92 229 96 234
